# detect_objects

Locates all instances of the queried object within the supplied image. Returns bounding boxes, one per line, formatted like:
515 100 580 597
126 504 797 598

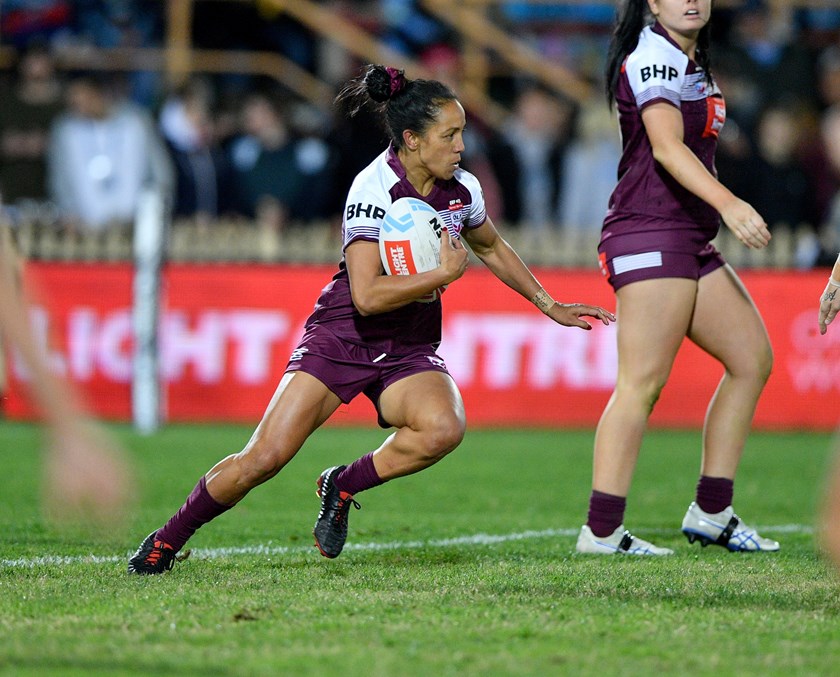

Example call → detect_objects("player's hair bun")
364 65 406 103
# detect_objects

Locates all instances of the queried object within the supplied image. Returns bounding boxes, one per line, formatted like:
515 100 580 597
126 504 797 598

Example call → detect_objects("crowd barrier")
4 262 839 430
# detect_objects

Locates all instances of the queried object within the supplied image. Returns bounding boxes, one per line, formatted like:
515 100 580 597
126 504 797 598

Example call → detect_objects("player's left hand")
720 198 771 249
818 281 840 335
547 303 616 331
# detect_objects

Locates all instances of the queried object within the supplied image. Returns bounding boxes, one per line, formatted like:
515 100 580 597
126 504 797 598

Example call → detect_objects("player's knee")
236 438 288 486
731 340 774 383
419 412 466 462
754 342 774 383
617 377 666 414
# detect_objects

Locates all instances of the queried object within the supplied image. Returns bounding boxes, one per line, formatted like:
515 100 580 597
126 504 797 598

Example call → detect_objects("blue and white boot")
681 502 780 552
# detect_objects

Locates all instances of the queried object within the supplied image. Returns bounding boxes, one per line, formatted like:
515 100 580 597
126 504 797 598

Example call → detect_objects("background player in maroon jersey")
128 64 614 573
577 0 779 555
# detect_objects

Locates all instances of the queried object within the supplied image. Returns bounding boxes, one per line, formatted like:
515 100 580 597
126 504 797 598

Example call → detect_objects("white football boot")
576 524 674 555
681 502 780 552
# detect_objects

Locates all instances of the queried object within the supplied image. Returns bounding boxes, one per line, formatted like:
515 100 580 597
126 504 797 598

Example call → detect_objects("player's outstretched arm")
462 218 615 330
543 301 615 331
0 229 133 525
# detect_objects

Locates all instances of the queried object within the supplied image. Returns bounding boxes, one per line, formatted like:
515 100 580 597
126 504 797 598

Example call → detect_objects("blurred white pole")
132 189 166 434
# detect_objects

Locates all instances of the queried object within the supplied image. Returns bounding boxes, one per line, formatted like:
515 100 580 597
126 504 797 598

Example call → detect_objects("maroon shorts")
598 240 725 292
284 325 451 428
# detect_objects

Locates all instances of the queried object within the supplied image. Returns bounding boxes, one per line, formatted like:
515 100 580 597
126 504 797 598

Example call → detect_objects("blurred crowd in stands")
2 0 840 267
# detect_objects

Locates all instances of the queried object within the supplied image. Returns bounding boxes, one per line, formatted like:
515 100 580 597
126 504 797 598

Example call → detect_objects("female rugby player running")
129 64 614 573
576 0 780 555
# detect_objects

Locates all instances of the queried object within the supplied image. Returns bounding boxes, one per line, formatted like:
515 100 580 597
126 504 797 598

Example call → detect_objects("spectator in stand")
379 0 449 58
558 96 621 235
0 41 64 205
502 84 573 234
716 1 818 139
0 1 74 49
817 45 840 110
817 108 840 264
739 102 810 232
229 91 305 232
799 105 840 268
47 73 173 233
158 78 236 225
70 0 164 107
286 101 338 224
500 2 614 25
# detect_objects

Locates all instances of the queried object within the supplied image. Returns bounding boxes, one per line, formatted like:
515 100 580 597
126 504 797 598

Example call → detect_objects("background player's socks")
586 490 626 538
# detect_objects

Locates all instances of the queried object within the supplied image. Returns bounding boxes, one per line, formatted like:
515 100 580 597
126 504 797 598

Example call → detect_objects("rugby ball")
379 197 442 275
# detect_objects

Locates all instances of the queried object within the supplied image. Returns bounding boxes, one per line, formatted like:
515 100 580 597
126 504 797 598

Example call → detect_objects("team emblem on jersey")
703 96 726 139
448 199 464 227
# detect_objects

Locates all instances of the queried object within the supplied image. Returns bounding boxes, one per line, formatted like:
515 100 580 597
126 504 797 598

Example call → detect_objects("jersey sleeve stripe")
637 88 681 109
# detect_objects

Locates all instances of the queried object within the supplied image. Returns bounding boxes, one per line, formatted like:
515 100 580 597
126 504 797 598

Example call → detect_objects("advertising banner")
4 262 838 429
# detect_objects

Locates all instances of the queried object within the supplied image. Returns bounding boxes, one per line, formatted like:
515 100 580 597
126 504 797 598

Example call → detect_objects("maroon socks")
586 490 627 537
695 475 734 514
156 476 232 552
334 452 383 496
586 476 734 537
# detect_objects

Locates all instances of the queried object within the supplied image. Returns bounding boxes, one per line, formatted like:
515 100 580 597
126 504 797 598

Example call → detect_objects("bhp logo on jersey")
384 240 417 275
641 64 679 82
347 203 387 221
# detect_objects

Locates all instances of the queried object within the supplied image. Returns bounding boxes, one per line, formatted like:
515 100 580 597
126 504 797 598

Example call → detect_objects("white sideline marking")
0 524 814 569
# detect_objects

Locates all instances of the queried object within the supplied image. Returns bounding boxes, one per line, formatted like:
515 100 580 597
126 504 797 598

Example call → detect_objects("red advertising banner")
4 262 839 429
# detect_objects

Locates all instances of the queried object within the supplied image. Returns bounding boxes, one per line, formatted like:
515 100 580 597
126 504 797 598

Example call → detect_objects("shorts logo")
612 251 663 275
289 347 309 362
426 355 446 369
598 252 610 279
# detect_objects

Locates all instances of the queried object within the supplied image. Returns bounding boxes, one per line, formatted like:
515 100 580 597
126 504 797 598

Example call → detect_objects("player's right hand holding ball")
439 229 469 283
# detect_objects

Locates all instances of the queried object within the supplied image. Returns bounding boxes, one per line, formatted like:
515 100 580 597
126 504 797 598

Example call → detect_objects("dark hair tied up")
335 63 457 151
385 67 407 97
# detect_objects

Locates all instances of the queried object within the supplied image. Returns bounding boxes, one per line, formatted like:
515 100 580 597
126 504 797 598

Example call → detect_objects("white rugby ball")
379 197 442 275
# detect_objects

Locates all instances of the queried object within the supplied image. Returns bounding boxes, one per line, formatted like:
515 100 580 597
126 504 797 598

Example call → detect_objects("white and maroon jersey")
603 22 725 248
304 145 487 355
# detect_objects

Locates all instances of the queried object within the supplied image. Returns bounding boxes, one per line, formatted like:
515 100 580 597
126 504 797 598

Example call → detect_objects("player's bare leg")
129 372 341 574
205 372 343 505
577 278 696 555
592 278 697 497
313 371 465 558
681 265 778 552
372 371 466 479
688 265 773 480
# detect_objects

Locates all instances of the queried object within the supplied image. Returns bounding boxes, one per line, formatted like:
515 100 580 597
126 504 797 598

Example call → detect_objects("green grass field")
2 422 839 676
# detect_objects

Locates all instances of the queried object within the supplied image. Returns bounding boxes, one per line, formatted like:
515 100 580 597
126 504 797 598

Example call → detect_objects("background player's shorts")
285 326 451 428
599 240 725 292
